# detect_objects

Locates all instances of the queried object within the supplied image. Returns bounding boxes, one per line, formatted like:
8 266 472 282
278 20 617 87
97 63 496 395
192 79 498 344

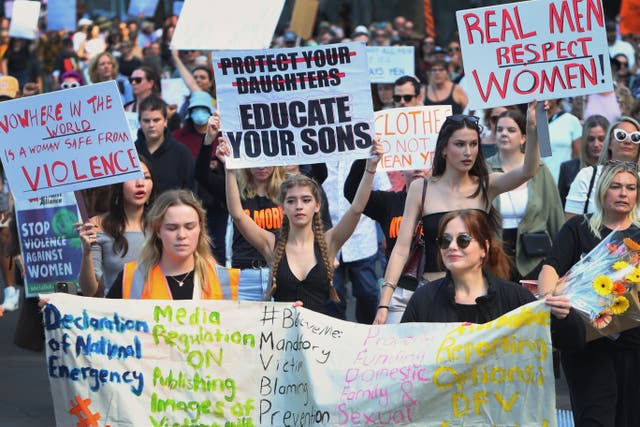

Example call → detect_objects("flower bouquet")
557 229 640 341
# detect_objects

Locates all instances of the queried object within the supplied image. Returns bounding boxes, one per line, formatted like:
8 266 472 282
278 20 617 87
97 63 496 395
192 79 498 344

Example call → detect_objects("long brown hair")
267 175 338 301
437 209 510 280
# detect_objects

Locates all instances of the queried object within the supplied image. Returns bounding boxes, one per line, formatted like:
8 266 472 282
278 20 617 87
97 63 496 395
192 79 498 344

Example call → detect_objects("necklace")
168 270 192 287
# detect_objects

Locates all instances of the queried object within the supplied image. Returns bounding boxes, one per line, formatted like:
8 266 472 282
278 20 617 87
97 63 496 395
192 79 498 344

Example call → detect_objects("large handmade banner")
213 42 375 169
0 81 143 200
456 0 611 109
44 295 556 426
375 105 451 171
15 193 81 297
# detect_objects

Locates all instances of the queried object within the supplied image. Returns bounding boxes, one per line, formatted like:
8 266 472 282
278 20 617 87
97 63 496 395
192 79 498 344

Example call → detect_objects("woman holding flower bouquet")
538 162 640 427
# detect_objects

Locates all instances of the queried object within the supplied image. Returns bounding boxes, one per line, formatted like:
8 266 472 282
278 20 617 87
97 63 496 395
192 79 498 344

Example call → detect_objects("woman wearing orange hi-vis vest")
107 189 237 300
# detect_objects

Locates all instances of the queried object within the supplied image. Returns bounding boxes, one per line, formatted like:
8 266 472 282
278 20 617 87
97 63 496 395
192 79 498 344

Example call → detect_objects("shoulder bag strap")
416 178 428 283
584 165 597 214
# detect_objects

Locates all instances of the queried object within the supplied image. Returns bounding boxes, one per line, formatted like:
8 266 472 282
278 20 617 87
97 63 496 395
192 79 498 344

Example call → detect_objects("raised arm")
217 139 276 262
325 140 383 255
171 48 201 93
76 218 102 296
373 178 424 324
488 101 542 200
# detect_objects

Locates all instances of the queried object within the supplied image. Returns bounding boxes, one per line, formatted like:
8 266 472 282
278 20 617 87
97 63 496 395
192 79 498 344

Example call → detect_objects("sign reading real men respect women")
0 81 143 200
457 0 612 109
213 42 374 168
45 294 556 426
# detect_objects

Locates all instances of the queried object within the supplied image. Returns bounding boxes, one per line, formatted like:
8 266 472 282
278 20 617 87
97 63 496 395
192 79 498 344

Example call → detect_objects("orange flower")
593 309 613 329
613 281 627 295
624 238 640 251
607 243 620 254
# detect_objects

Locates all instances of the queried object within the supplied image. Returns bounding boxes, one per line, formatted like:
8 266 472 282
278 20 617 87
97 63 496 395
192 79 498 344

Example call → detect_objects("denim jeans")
326 254 379 324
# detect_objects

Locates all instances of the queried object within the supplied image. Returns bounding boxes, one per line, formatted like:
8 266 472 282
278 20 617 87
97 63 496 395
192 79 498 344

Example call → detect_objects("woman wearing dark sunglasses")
374 102 542 324
539 163 640 427
558 115 610 207
565 116 640 219
401 210 583 349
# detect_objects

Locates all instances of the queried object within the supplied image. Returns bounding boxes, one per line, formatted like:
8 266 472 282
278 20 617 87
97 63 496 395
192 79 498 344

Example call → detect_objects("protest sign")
160 77 190 112
8 0 40 40
213 42 374 168
0 81 143 200
171 0 285 50
173 1 184 17
15 193 81 297
47 0 77 31
127 0 159 17
456 0 612 110
124 111 140 140
375 105 451 171
44 295 556 426
367 46 415 83
290 0 319 40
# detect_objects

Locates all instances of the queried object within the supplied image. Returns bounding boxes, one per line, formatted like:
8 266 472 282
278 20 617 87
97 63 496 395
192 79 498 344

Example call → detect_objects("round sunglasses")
613 129 640 144
60 81 81 89
437 234 474 250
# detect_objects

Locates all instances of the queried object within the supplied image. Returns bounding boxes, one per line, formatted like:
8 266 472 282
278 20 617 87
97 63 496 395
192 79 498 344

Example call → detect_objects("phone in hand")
54 281 77 294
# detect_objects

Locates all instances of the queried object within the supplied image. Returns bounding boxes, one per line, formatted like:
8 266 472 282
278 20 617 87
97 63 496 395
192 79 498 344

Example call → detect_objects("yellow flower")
625 268 640 283
593 309 612 329
611 296 630 315
593 275 613 296
613 261 630 271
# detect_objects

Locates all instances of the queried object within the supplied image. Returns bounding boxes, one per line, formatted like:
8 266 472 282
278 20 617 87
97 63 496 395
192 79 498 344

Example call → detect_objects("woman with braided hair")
217 136 383 312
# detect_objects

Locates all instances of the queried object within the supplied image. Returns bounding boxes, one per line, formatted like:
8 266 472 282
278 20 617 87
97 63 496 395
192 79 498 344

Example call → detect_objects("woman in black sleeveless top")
374 102 544 324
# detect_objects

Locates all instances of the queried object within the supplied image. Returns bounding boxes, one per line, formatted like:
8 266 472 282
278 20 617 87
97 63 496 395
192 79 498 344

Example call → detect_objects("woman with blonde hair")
196 115 287 300
87 52 133 104
217 137 382 311
106 189 223 300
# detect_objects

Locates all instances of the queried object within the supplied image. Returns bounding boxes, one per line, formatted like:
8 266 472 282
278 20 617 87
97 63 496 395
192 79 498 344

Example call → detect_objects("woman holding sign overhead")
374 102 543 325
215 116 383 312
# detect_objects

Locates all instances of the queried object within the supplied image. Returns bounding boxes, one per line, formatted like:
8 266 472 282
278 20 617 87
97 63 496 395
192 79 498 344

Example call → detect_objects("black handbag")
401 179 428 284
520 232 552 257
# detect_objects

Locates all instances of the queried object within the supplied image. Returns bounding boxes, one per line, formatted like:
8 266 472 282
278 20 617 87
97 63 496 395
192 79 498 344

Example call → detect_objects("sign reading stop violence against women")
44 295 555 426
456 0 612 110
375 105 452 171
0 81 143 200
213 42 374 168
15 193 81 297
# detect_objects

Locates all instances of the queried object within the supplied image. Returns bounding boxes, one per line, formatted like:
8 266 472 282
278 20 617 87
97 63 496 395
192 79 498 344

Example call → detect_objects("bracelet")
377 305 389 310
365 168 376 174
381 280 397 290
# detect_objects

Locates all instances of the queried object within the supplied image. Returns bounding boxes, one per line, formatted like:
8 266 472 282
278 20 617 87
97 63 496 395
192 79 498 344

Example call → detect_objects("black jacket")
558 158 581 208
402 271 585 353
135 128 195 195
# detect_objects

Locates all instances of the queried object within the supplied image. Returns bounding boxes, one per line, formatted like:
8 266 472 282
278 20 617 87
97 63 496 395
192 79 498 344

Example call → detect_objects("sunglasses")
605 160 638 170
393 94 417 103
445 114 481 128
437 234 474 250
586 135 606 143
448 46 461 53
613 129 640 144
129 77 143 84
60 81 80 89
